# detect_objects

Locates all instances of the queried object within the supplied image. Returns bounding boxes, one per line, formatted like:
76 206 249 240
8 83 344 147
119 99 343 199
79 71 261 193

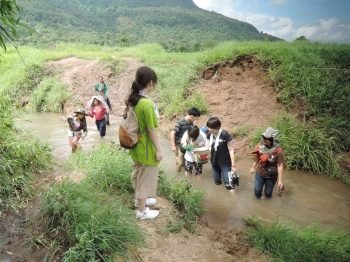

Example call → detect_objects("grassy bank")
33 144 205 260
245 216 350 262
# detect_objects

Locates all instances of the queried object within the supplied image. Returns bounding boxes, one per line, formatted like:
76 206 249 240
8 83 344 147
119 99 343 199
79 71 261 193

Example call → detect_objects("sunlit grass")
244 215 350 262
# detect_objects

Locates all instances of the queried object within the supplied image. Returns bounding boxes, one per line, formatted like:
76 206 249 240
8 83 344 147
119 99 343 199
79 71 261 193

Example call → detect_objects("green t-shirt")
129 98 159 166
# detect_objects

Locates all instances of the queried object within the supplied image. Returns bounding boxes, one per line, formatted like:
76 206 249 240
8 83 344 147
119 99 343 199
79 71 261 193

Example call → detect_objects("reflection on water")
22 113 350 231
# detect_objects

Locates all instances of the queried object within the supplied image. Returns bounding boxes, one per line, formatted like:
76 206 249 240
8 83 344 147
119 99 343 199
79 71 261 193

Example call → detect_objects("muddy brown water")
23 112 350 231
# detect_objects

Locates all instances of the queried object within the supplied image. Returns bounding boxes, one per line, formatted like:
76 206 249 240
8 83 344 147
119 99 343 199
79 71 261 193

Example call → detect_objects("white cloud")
192 0 350 43
268 0 289 6
293 18 350 42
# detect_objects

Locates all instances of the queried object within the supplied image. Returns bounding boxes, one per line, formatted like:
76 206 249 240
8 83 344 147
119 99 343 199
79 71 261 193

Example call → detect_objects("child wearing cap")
61 108 88 153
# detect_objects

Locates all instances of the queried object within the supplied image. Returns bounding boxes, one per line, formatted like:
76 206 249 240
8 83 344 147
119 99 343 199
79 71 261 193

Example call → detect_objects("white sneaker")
136 207 159 220
134 198 157 208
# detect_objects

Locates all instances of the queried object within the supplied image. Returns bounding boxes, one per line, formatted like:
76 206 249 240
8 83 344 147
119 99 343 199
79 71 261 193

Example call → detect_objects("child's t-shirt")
181 131 207 162
89 105 107 120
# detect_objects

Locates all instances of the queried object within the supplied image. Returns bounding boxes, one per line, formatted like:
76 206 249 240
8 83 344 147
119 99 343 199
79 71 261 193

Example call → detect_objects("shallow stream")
23 112 350 231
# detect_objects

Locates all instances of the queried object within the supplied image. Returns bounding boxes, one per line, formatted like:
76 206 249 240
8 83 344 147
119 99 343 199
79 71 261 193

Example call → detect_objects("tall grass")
157 172 205 233
27 77 72 112
0 97 53 211
244 216 350 262
40 180 144 261
37 144 206 260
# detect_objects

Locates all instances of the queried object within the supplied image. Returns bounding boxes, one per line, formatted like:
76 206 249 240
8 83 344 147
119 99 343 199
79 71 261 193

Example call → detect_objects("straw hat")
74 108 88 116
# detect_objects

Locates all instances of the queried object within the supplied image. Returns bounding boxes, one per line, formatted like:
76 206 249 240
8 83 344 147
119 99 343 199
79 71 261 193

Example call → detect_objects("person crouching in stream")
61 108 88 153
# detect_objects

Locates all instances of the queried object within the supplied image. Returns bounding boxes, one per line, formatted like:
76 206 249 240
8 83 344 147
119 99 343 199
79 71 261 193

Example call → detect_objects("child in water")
181 125 207 176
62 108 88 153
89 97 108 138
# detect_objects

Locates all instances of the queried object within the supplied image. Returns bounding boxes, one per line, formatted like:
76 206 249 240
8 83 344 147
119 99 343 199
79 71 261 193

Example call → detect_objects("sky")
192 0 350 43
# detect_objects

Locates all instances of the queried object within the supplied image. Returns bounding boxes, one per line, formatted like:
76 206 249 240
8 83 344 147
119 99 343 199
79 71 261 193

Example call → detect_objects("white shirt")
181 131 207 162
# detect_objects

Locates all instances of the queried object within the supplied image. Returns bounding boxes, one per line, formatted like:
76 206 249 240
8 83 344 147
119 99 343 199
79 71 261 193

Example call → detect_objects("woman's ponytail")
127 66 157 106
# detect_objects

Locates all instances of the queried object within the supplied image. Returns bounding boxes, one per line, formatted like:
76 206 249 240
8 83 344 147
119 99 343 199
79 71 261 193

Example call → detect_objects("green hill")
18 0 282 51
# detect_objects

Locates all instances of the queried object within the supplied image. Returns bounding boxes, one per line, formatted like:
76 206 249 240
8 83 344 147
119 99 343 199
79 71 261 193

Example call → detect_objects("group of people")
62 76 113 152
127 66 285 220
63 66 285 221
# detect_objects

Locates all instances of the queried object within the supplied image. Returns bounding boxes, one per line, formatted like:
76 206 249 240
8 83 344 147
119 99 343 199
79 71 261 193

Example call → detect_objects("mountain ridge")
18 0 283 51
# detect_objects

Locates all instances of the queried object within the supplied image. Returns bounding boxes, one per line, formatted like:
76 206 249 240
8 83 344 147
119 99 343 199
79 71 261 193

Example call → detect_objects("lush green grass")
35 143 205 260
157 172 206 233
244 216 350 262
40 179 144 261
0 97 53 212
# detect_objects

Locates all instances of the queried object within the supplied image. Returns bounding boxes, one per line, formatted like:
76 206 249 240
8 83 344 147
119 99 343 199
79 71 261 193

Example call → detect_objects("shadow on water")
22 112 350 231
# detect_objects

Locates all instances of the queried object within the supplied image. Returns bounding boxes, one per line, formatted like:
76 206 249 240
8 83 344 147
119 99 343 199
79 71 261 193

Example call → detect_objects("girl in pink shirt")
89 98 108 137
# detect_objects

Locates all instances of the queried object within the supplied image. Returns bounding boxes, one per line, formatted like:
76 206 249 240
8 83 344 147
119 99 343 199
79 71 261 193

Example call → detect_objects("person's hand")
171 145 176 153
249 167 255 174
231 166 237 172
277 181 283 189
156 150 163 162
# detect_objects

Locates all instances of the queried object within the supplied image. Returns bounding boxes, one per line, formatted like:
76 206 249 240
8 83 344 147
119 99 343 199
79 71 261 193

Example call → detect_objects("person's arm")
89 107 94 118
180 131 188 146
170 130 177 152
227 141 237 172
191 133 209 152
148 127 162 162
250 155 259 174
277 163 283 188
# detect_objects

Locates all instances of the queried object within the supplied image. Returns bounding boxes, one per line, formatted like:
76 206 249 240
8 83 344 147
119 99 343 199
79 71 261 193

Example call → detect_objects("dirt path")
0 56 273 262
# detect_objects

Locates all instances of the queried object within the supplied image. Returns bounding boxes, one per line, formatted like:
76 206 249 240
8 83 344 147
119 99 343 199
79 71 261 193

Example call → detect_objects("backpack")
119 101 147 150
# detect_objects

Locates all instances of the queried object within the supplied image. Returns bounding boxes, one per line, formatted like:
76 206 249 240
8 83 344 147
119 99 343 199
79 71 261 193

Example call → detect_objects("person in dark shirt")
170 107 201 172
205 117 237 191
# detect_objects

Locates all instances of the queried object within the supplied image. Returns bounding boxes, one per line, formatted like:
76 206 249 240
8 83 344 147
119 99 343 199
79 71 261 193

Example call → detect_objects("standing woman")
205 117 237 191
250 127 284 198
62 108 88 153
128 66 162 219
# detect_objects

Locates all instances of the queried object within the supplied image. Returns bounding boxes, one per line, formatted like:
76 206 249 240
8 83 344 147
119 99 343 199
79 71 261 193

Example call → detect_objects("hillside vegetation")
17 0 281 51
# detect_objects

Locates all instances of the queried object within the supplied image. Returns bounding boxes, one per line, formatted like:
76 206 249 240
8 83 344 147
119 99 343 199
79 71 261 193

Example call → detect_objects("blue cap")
200 126 208 133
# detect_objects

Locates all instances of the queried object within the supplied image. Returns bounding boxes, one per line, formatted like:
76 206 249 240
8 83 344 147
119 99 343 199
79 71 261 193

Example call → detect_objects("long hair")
127 66 158 106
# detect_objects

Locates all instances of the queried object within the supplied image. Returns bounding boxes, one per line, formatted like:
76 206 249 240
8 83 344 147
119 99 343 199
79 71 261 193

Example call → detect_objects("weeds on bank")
244 216 350 262
0 97 53 212
40 180 144 261
27 77 72 112
38 144 205 260
158 172 206 233
230 125 250 138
